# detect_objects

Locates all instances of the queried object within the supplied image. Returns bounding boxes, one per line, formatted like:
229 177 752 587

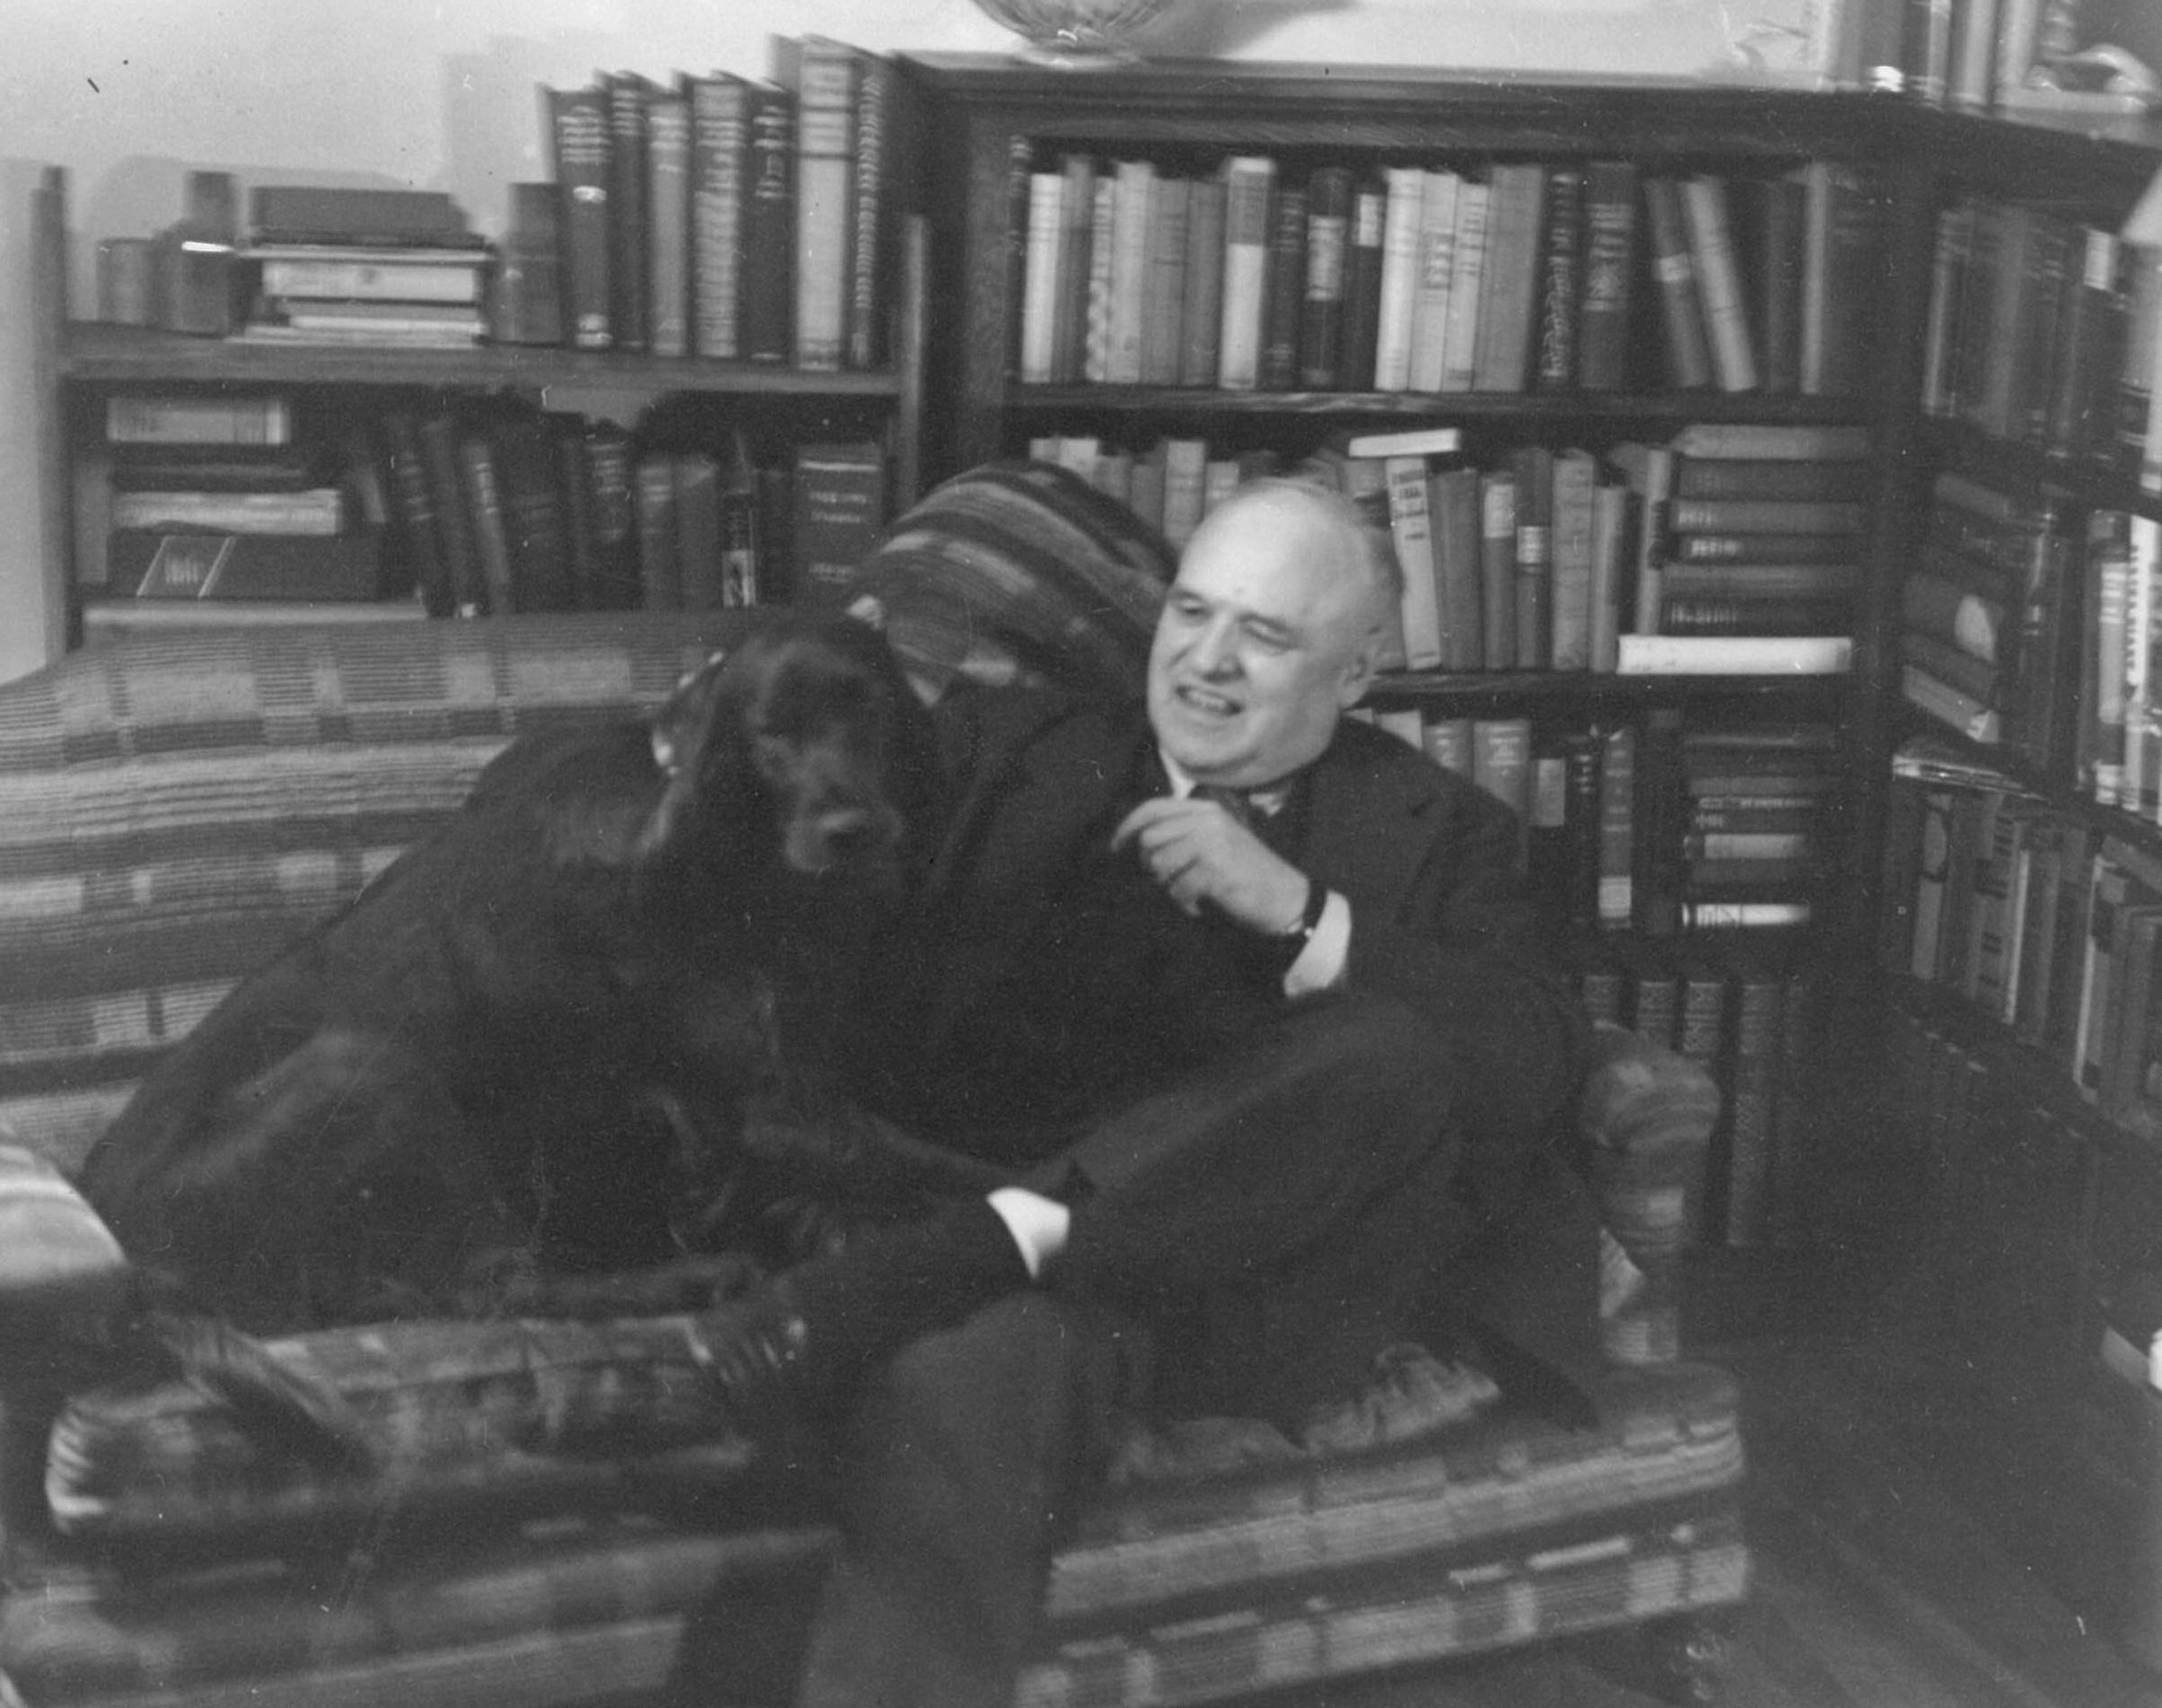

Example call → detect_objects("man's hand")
1112 796 1310 934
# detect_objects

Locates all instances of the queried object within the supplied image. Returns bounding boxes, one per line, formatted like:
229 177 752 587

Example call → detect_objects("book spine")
1577 161 1640 390
377 414 454 616
784 39 856 372
1373 166 1426 392
1439 178 1489 393
1105 159 1154 385
1757 174 1807 396
1217 156 1276 391
791 442 888 609
688 74 750 361
456 431 519 616
1340 177 1386 390
1383 454 1445 670
1548 449 1598 670
1511 444 1554 670
605 72 652 354
1724 968 1786 1245
1406 169 1459 394
1471 716 1533 833
845 53 894 371
1063 158 1104 386
1478 470 1518 669
644 90 691 359
1178 177 1227 388
545 84 613 350
1299 166 1352 390
1681 177 1757 392
1641 175 1714 389
741 83 796 363
1020 171 1065 386
1599 723 1636 927
1670 498 1867 533
1140 175 1190 387
106 395 293 447
111 530 386 601
1258 183 1308 390
580 423 642 609
1535 167 1584 391
635 452 682 609
1431 465 1484 670
1470 162 1544 393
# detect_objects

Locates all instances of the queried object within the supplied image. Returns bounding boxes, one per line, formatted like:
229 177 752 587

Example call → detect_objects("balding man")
699 477 1596 1706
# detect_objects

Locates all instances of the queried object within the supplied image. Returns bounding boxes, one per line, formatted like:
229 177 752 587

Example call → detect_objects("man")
702 477 1595 1705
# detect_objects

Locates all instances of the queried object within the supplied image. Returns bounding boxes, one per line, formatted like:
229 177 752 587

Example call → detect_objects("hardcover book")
544 83 614 350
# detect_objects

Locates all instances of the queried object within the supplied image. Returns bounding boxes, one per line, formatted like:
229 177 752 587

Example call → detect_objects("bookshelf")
31 165 928 643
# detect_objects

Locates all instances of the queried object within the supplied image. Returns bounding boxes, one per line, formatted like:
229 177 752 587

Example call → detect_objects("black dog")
78 613 958 1342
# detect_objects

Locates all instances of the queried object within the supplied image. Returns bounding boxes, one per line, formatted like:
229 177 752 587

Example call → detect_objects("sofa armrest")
1580 1021 1721 1367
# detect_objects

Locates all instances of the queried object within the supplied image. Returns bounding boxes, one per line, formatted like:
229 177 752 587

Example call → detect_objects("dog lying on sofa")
76 613 950 1340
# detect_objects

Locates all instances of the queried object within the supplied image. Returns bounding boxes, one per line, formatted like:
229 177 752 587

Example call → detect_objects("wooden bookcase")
896 52 2162 1629
30 166 927 646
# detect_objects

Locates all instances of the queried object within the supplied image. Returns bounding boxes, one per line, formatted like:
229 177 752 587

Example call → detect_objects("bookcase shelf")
1370 669 1848 710
1920 417 2162 527
1008 386 1874 428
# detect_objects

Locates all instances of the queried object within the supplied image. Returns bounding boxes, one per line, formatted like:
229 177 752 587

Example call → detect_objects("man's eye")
1245 627 1291 653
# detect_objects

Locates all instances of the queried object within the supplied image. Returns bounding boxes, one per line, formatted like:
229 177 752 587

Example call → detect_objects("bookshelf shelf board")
60 323 906 399
1921 419 2162 526
1370 670 1849 708
1008 387 1875 426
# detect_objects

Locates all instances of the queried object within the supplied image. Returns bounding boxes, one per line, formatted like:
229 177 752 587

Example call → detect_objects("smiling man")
765 474 1597 1708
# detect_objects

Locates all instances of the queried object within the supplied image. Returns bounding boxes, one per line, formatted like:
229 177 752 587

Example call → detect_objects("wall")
0 0 1748 684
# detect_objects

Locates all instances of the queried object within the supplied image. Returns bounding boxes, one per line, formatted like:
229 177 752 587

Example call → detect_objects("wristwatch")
1280 878 1327 950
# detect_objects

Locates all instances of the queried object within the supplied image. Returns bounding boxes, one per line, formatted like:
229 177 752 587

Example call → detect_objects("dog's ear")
637 649 739 864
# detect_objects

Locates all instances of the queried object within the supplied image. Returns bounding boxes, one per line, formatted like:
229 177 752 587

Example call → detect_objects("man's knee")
1275 992 1457 1117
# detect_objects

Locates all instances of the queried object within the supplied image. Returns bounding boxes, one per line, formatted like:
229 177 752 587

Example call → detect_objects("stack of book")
539 37 901 368
1897 471 2077 761
236 187 492 348
1615 421 1867 676
1012 152 1886 397
79 393 392 633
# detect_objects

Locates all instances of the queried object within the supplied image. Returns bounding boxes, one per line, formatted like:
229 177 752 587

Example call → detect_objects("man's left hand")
1111 796 1309 935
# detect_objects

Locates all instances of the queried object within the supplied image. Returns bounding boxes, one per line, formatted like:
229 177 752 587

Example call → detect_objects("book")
635 453 682 609
1342 426 1463 460
1142 175 1192 387
1680 176 1758 392
376 413 454 616
1670 498 1868 534
1548 449 1599 670
1535 167 1584 390
456 430 519 616
1299 165 1353 390
687 70 752 360
1439 177 1490 393
1406 168 1461 394
1599 723 1636 927
109 530 385 601
1471 716 1533 829
1903 660 2003 741
1258 181 1308 390
605 69 661 353
545 82 614 351
1667 422 1872 460
415 412 487 616
846 49 898 371
245 185 476 248
1641 175 1714 389
1755 174 1808 395
494 184 565 347
1472 162 1546 393
1217 156 1277 391
1800 161 1883 399
249 252 486 304
1578 162 1641 390
578 422 643 610
772 35 859 372
80 597 425 635
1430 465 1484 671
1673 458 1870 501
791 441 887 609
1373 166 1426 391
1478 470 1519 669
1615 635 1852 673
1340 177 1386 391
1511 444 1554 670
1588 482 1631 671
674 450 724 609
494 416 576 612
643 85 692 359
1105 159 1156 385
1608 441 1675 635
741 81 796 364
1179 175 1228 388
1383 453 1446 670
109 488 344 536
106 394 292 447
1019 170 1065 385
717 434 764 607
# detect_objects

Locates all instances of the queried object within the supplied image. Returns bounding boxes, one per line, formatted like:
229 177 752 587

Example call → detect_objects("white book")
1439 179 1490 393
1106 160 1156 385
1081 175 1117 383
1373 166 1427 392
1615 634 1853 674
1383 454 1446 670
1680 177 1759 392
1160 437 1210 547
1342 426 1463 459
1406 169 1459 393
1217 156 1276 390
1020 171 1066 385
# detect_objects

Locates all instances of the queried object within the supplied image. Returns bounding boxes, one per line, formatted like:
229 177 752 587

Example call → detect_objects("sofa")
0 465 1746 1707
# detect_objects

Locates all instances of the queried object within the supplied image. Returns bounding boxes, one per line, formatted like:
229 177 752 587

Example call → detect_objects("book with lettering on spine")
845 49 898 371
1641 175 1713 389
1217 156 1276 391
543 83 613 350
1258 183 1308 390
1178 175 1226 388
456 428 518 616
740 81 796 363
687 71 752 360
1373 166 1426 391
600 71 654 352
1680 176 1758 392
1142 174 1191 386
770 35 859 372
1478 470 1518 669
1072 162 1107 385
1511 444 1554 670
643 85 691 359
1577 161 1641 390
1548 449 1599 670
1405 169 1459 394
1535 167 1584 391
1382 453 1446 670
1299 166 1353 390
1104 159 1155 385
1472 162 1546 393
791 441 888 609
1340 176 1386 390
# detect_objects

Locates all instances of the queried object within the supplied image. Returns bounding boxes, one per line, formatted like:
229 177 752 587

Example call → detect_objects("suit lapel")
1301 734 1436 911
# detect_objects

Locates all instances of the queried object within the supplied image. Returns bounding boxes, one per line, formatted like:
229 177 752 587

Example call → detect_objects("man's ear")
637 650 734 863
1335 631 1382 709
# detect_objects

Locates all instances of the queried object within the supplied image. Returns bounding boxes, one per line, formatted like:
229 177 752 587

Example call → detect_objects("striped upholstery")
0 467 1745 1708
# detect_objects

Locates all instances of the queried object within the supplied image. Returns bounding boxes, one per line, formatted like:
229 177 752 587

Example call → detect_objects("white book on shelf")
1680 176 1759 392
1383 453 1447 671
1020 170 1065 385
1439 177 1490 393
1405 169 1459 393
1217 155 1276 391
1373 166 1426 392
1615 634 1852 674
1106 159 1156 385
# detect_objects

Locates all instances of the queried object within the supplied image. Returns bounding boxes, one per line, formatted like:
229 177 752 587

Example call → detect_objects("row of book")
1357 705 1843 936
1879 753 2162 1139
1573 935 1821 1248
540 36 905 368
75 392 888 623
1037 418 1868 677
1921 195 2162 486
1011 151 1887 399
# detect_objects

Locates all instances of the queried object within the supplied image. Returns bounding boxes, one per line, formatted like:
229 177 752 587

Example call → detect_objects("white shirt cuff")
1283 889 1351 996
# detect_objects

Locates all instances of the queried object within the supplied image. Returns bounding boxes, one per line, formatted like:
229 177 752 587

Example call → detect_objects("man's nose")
1190 621 1239 677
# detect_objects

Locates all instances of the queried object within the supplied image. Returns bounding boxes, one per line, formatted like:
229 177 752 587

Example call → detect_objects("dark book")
1430 464 1484 670
1674 459 1871 501
1641 175 1714 390
1660 564 1860 600
1663 595 1852 636
495 416 576 612
415 411 487 615
1598 723 1636 929
1724 958 1787 1246
687 71 753 362
1338 176 1385 390
1802 161 1886 399
635 452 682 609
455 428 519 616
109 530 387 601
495 182 565 347
544 83 613 351
1478 469 1518 670
1510 444 1554 669
1633 705 1686 935
1471 717 1534 839
643 85 692 360
1901 626 1999 707
1534 166 1584 390
1258 184 1309 390
579 422 643 609
1001 133 1036 382
604 70 654 354
247 186 475 248
1629 952 1683 1048
1472 162 1547 393
553 423 598 610
1299 166 1352 390
718 434 764 607
1753 173 1807 396
107 447 320 492
846 49 899 372
675 451 724 609
2045 225 2127 464
790 441 887 609
376 412 454 617
741 82 796 364
1670 498 1867 534
1673 530 1860 565
2007 210 2074 449
1140 175 1192 387
1179 174 1228 389
1577 161 1639 390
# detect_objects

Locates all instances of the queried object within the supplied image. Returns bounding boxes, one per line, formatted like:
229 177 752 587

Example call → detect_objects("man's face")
1146 493 1378 790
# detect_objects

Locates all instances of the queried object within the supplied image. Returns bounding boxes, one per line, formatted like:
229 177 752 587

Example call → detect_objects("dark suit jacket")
852 683 1600 1409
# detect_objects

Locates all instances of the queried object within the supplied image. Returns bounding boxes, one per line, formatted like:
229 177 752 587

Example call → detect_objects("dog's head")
638 614 941 903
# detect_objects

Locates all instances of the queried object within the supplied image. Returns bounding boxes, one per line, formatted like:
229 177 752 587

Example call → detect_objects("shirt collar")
1158 749 1291 818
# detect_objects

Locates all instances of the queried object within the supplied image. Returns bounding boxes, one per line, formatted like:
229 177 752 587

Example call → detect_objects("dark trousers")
794 992 1501 1708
